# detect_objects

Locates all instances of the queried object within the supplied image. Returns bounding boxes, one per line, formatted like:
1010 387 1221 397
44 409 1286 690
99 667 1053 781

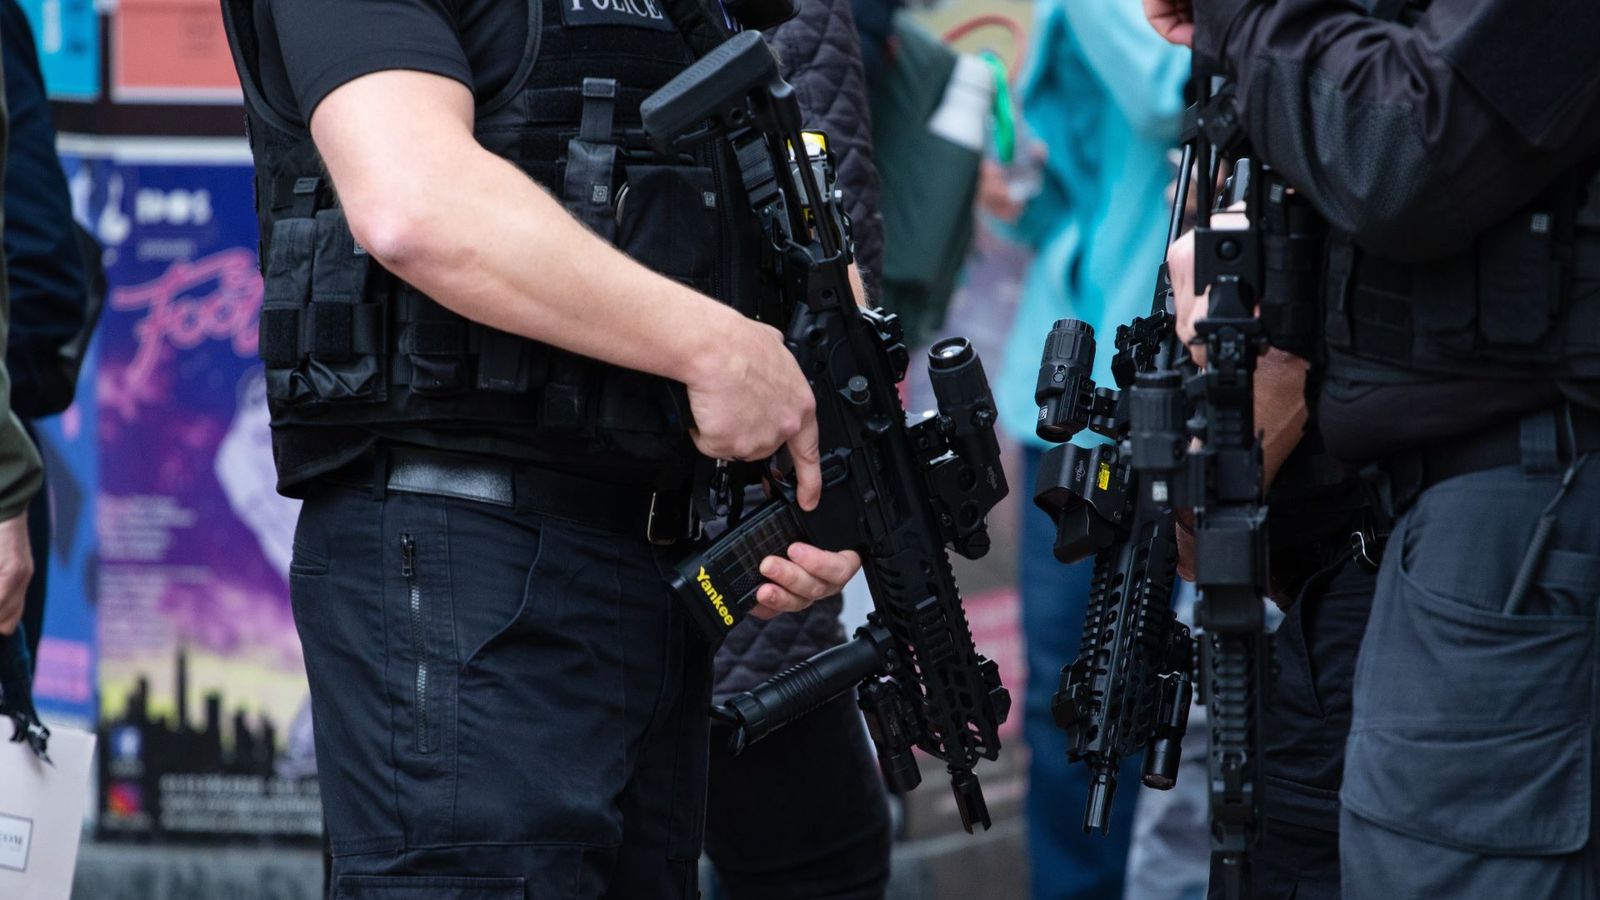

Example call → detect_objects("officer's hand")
0 511 35 635
1168 220 1310 582
750 543 863 619
686 315 824 510
1143 0 1195 46
1167 227 1205 363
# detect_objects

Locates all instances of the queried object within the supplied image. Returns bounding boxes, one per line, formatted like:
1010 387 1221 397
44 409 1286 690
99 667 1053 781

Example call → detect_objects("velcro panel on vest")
259 308 301 368
259 217 316 369
308 209 377 361
614 164 720 293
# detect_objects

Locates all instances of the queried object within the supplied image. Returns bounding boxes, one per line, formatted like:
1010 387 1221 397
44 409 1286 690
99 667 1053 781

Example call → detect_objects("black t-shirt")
254 0 530 126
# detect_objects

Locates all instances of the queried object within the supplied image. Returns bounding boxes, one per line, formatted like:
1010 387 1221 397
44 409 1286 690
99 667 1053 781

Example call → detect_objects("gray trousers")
1341 428 1600 898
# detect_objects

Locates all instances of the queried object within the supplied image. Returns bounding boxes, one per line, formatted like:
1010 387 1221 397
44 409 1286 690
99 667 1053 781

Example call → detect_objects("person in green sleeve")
0 38 44 640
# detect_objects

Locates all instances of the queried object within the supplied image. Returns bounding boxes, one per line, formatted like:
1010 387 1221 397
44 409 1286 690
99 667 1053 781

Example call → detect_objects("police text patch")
561 0 675 31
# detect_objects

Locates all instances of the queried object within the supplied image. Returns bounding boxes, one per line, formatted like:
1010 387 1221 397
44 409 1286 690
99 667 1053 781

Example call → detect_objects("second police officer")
1147 0 1600 896
221 0 864 896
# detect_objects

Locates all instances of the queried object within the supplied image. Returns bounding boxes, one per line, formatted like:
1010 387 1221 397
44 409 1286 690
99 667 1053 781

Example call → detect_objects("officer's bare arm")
309 69 822 491
310 68 861 611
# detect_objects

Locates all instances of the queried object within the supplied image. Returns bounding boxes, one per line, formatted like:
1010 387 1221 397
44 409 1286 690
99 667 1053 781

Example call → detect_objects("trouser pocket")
1344 500 1596 855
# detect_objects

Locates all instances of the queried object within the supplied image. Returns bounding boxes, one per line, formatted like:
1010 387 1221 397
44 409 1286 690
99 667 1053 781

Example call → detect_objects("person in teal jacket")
984 1 1188 897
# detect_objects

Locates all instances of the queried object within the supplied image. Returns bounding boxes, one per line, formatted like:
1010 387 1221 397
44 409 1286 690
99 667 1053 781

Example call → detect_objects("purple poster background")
60 139 318 840
28 352 99 727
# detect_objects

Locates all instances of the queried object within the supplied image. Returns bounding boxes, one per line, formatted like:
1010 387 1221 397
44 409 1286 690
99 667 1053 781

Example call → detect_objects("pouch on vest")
616 164 721 295
600 164 721 459
258 208 387 407
397 289 472 396
1408 210 1558 365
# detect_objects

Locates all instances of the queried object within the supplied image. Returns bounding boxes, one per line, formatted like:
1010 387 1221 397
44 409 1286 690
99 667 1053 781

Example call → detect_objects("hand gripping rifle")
1031 145 1198 836
1131 79 1273 900
640 30 1012 832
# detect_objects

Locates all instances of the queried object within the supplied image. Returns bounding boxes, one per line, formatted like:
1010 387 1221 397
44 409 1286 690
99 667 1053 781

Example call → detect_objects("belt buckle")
647 491 701 546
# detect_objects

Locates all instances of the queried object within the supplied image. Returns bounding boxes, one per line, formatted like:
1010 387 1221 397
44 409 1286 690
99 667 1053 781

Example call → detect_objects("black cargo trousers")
1342 406 1600 899
290 454 714 900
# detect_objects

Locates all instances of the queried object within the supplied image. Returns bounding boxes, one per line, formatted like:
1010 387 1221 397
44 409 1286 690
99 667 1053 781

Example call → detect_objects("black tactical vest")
221 0 766 480
1321 167 1600 385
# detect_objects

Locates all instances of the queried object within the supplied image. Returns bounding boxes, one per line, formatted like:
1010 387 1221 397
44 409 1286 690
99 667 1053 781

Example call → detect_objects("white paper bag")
0 726 97 900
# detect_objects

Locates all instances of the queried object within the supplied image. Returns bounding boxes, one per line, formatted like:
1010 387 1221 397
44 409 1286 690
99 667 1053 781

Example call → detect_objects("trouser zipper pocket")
401 534 432 754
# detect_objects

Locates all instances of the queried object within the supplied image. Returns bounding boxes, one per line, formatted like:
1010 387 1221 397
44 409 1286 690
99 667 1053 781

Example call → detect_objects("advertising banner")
112 0 240 103
58 137 318 841
16 0 100 100
28 372 99 728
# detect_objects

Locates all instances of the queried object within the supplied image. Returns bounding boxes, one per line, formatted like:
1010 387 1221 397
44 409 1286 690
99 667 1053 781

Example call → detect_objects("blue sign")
17 0 100 100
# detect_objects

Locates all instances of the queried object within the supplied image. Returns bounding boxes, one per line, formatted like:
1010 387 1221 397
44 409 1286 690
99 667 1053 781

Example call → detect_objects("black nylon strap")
563 139 621 239
1322 241 1356 349
1385 404 1600 512
580 78 618 142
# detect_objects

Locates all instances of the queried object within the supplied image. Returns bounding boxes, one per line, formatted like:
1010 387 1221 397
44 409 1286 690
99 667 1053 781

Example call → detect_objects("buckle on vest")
291 176 322 217
647 490 701 546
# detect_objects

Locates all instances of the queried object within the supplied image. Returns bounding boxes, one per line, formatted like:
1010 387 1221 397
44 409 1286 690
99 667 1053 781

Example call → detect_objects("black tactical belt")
338 446 700 544
1386 403 1600 512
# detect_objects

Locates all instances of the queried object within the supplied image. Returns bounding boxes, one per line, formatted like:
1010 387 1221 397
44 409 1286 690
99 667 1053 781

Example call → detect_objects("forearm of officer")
1195 0 1600 262
312 70 746 390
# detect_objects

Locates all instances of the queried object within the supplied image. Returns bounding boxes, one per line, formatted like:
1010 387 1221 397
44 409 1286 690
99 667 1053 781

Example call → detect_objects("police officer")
1147 0 1600 896
220 1 863 896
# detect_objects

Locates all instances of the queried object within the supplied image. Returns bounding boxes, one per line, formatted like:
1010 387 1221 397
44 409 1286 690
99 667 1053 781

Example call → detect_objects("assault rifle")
640 30 1012 832
1031 145 1197 835
1129 80 1273 900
